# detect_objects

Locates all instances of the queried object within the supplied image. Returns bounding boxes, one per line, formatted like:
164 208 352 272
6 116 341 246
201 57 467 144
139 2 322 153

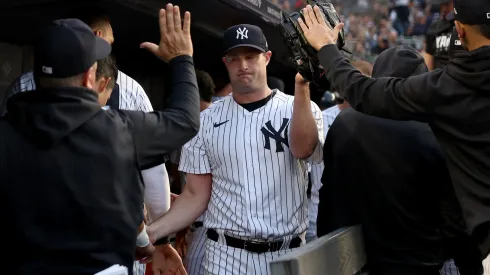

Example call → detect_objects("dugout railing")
270 225 367 275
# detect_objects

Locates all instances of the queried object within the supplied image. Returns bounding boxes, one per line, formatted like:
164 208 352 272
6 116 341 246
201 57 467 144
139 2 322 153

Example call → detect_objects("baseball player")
2 11 173 275
148 24 324 275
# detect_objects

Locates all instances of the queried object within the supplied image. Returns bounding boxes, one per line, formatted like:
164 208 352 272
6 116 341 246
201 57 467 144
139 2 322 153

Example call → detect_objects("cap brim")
95 37 111 60
224 44 266 54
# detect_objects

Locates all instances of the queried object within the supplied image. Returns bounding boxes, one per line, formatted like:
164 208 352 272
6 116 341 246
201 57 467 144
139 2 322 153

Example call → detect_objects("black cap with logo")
453 0 490 25
222 24 269 54
34 18 111 78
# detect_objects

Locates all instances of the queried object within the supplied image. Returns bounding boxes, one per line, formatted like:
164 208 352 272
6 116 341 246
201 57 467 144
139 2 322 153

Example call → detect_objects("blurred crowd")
272 0 441 61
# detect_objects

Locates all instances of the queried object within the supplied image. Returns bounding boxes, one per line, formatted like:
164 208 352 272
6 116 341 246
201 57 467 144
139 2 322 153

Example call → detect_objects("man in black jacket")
298 0 490 259
318 45 480 275
0 4 199 275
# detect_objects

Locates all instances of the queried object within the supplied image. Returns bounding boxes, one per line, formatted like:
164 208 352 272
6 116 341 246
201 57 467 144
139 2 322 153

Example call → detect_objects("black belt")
206 229 301 254
193 221 203 228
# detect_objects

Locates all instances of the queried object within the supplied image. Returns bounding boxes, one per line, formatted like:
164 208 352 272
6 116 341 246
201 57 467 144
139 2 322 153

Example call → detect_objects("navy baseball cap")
34 18 111 78
223 24 269 54
454 0 490 25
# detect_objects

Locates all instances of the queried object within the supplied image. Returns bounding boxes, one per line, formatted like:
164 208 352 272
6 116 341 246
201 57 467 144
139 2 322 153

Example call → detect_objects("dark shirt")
318 108 468 272
318 44 490 260
0 56 200 274
426 18 454 69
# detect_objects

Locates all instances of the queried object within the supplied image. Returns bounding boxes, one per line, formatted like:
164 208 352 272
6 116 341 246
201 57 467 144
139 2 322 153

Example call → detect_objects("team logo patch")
236 27 248 40
261 118 290 152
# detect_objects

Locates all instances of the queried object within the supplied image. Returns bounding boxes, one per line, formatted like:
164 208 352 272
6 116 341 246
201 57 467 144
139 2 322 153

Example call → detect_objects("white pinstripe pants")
203 237 297 275
439 255 490 275
133 262 145 275
185 226 207 275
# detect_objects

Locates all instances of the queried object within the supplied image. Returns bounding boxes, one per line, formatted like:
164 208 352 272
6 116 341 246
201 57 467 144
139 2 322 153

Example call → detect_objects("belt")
206 229 302 254
193 221 203 228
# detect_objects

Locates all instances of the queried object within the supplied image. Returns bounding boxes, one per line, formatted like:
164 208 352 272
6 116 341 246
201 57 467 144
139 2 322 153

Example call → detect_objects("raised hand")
297 5 344 51
140 3 193 62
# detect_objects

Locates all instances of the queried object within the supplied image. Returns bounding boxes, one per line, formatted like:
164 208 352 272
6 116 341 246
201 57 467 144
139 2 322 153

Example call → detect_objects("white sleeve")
307 101 324 164
142 165 171 222
178 113 211 174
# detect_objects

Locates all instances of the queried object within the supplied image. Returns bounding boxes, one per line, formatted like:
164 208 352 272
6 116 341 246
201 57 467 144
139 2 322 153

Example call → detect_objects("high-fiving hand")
297 5 344 51
141 3 193 63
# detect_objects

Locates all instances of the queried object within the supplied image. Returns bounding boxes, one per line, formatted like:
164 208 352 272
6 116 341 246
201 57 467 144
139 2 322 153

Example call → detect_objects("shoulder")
116 70 146 94
322 105 340 117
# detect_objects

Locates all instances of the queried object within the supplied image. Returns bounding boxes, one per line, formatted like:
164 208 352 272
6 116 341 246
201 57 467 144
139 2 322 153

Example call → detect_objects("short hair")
196 70 215 103
351 61 373 76
478 24 490 39
96 54 118 89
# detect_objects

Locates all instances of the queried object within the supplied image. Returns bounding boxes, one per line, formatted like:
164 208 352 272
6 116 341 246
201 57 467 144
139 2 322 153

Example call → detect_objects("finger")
140 42 159 54
302 7 314 27
173 6 182 32
305 5 316 26
313 5 325 25
183 11 191 35
297 18 309 32
165 3 175 33
333 23 344 38
159 9 168 37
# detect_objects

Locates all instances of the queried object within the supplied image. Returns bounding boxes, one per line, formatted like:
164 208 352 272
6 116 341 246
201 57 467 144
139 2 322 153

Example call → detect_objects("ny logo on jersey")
236 27 248 40
261 118 290 152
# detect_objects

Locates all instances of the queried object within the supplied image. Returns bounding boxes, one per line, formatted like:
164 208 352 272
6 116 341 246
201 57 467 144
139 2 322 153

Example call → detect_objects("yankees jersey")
179 90 324 240
2 71 153 112
322 105 341 137
306 105 342 241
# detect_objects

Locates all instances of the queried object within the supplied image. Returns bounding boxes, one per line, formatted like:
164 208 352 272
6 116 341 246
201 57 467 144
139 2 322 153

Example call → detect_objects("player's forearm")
290 81 319 159
142 164 171 222
423 52 434 71
147 178 210 241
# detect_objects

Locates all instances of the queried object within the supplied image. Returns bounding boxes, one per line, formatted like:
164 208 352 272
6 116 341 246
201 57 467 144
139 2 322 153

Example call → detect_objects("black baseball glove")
278 0 346 88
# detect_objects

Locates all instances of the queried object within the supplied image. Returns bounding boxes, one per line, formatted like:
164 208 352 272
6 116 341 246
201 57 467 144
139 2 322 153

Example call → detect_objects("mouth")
238 73 252 77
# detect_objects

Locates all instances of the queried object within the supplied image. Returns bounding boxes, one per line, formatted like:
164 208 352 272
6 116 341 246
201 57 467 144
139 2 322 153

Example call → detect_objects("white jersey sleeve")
117 70 153 112
307 101 325 164
178 112 211 175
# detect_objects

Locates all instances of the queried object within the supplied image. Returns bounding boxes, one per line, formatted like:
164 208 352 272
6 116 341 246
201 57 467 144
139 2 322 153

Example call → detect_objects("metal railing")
270 226 367 275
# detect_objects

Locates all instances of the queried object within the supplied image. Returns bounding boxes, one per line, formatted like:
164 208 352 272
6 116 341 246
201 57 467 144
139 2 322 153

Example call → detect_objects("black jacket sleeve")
317 45 435 122
124 55 200 169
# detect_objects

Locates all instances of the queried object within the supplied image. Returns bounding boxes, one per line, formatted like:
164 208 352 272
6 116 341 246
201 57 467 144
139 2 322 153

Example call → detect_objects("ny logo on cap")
487 12 490 19
236 27 249 40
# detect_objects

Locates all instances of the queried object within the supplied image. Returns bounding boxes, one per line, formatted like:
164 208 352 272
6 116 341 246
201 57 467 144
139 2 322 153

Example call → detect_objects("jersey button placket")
243 112 256 227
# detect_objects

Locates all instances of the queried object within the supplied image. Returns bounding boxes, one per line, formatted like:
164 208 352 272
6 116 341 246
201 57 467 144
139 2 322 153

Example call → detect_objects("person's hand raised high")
141 4 193 62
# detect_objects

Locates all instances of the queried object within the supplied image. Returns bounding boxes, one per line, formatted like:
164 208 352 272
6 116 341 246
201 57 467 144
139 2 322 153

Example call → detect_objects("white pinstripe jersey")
306 105 342 241
5 71 153 112
178 90 324 240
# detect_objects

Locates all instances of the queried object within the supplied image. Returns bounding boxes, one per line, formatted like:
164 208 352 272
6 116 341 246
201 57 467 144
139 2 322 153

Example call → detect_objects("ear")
455 21 464 39
264 51 272 65
99 77 111 95
83 63 98 90
94 30 103 37
222 56 227 65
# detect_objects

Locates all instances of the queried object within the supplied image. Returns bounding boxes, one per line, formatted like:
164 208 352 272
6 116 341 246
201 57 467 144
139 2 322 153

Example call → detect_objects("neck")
465 33 490 51
232 86 272 104
467 40 490 51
